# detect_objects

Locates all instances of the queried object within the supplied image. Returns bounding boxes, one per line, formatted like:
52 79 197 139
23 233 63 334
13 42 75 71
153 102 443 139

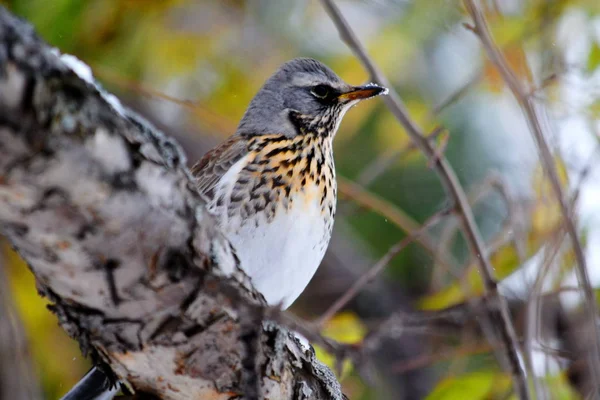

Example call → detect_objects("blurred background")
1 0 600 399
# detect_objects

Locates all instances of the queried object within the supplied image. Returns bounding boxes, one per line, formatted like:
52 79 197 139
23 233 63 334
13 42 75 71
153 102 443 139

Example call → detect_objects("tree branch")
316 207 449 327
464 0 600 391
0 7 344 400
319 0 529 398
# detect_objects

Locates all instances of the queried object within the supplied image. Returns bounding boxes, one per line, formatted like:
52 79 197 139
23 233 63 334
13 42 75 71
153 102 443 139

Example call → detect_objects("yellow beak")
337 84 388 103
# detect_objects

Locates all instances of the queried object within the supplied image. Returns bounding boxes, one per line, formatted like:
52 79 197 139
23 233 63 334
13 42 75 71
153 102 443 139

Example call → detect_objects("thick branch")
319 0 528 398
0 8 343 400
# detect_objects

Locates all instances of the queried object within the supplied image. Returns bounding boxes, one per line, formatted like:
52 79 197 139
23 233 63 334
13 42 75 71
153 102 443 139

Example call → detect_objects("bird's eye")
311 84 331 99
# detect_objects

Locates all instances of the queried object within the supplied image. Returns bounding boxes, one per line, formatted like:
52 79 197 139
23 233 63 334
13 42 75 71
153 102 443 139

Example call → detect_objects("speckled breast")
208 133 337 308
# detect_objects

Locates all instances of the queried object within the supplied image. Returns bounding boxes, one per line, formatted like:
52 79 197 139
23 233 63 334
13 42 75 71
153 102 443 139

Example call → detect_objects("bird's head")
237 58 388 138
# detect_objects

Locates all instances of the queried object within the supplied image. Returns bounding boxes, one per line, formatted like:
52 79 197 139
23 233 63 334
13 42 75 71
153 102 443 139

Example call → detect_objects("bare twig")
430 12 563 121
426 129 450 169
570 142 600 205
392 343 493 374
320 1 529 397
338 176 459 273
433 172 527 292
94 66 237 135
316 208 449 327
437 173 519 257
355 125 446 187
338 176 422 233
525 226 567 398
465 0 600 389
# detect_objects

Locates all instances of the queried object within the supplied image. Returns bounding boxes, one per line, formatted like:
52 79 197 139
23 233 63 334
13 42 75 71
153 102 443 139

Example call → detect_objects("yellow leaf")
588 41 600 72
426 372 496 400
543 372 581 400
531 160 568 235
420 282 466 310
313 344 353 381
490 244 520 279
483 47 532 93
312 312 365 381
322 312 366 344
422 241 524 311
489 17 528 47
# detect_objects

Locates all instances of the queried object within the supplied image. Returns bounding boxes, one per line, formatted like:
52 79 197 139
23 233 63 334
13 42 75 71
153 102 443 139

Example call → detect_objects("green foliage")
426 372 505 400
313 312 366 382
588 42 600 72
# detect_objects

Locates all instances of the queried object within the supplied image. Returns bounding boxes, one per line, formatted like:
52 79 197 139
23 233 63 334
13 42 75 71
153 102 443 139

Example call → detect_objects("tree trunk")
0 7 344 400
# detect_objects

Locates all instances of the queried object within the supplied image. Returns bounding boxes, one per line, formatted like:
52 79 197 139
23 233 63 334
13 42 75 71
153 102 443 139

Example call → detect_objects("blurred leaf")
313 345 354 382
543 372 582 400
531 159 568 236
590 101 600 119
322 312 367 344
420 281 465 310
490 243 520 278
369 24 417 81
154 32 205 75
426 372 495 400
526 0 573 27
313 312 366 382
373 110 413 158
589 41 600 72
421 242 523 310
10 0 86 48
483 47 532 93
489 17 528 47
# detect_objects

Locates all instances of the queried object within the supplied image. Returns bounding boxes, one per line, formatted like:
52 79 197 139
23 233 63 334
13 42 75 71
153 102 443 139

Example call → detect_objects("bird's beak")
337 84 388 103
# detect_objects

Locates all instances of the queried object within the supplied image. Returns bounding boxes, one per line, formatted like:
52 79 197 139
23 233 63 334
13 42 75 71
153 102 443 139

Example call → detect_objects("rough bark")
0 7 344 400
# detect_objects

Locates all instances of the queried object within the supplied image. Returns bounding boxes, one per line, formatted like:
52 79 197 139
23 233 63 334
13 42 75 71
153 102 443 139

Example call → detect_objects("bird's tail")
60 366 118 400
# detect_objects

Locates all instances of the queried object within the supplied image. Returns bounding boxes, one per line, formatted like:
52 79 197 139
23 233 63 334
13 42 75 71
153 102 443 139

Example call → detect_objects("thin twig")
316 208 449 327
319 1 529 397
339 176 421 232
570 142 600 206
338 176 460 274
429 12 562 122
434 173 527 289
355 125 446 187
392 343 493 374
94 65 237 135
426 129 450 169
464 0 600 389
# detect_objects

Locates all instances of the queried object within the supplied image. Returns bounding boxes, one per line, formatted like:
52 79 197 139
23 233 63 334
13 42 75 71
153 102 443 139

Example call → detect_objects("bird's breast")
219 133 337 223
207 133 337 308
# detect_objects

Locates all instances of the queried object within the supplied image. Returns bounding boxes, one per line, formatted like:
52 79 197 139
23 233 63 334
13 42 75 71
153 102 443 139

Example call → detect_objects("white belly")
222 191 330 309
205 146 336 309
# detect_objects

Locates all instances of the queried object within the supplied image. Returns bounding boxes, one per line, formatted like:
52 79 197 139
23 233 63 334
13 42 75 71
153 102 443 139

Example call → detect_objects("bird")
61 58 387 400
191 57 387 309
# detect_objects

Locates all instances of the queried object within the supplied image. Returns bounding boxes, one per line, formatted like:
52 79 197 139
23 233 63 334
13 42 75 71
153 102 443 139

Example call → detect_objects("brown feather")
191 135 248 200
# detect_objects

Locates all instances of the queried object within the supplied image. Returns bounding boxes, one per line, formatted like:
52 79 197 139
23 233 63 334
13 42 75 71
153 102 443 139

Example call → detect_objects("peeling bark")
0 7 344 400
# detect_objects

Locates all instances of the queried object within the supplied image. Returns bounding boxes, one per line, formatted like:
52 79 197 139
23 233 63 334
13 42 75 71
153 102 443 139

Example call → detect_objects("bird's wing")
191 134 249 200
